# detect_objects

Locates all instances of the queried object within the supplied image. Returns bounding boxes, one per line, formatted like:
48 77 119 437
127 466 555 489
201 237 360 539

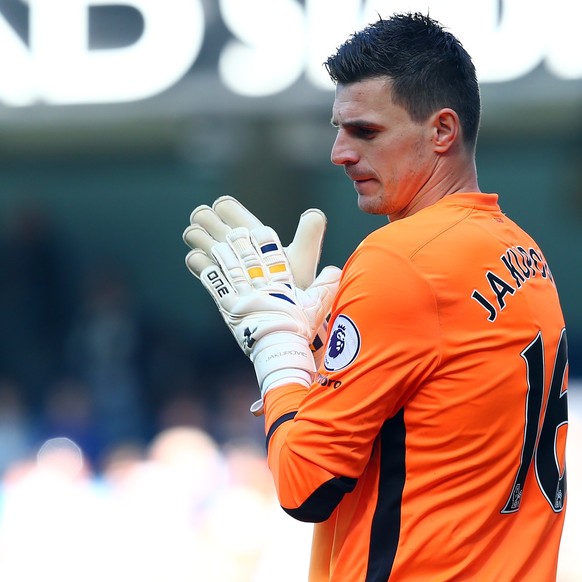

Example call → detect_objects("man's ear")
431 108 460 153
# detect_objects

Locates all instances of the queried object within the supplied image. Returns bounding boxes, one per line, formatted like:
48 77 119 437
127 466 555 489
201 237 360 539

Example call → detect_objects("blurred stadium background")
0 0 580 580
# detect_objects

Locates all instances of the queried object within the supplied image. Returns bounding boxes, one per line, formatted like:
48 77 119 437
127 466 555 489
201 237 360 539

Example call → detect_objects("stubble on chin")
356 194 390 216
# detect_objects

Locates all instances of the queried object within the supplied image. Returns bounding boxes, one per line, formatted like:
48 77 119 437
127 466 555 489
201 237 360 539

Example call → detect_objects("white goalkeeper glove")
185 225 340 413
183 195 335 367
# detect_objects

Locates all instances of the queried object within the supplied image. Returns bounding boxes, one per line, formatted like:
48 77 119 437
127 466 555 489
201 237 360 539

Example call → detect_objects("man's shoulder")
360 208 462 259
361 192 506 258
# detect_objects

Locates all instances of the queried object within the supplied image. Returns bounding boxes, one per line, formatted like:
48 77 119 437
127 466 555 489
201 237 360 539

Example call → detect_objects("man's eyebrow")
330 118 379 129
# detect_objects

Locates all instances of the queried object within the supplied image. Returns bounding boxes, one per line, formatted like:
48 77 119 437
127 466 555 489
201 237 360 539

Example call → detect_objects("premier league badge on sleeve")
324 314 361 372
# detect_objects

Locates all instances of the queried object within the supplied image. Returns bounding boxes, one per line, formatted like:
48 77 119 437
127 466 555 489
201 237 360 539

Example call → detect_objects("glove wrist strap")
251 332 316 397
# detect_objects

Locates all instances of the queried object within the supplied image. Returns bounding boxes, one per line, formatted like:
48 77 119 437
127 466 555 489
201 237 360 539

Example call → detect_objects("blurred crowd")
0 202 265 470
0 202 580 581
0 202 314 580
0 426 313 581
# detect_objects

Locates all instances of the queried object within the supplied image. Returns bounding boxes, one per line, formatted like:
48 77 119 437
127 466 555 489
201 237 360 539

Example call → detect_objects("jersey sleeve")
263 238 442 521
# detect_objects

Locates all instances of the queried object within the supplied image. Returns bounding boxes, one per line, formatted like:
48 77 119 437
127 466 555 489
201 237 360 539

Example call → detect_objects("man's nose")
330 132 358 166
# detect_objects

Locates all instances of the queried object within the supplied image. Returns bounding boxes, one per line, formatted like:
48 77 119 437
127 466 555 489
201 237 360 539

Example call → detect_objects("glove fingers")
286 208 327 289
305 265 342 320
183 224 219 255
189 205 232 243
188 203 212 223
250 226 294 286
313 265 342 287
211 239 256 296
213 196 264 230
198 259 240 312
225 227 271 289
185 248 214 279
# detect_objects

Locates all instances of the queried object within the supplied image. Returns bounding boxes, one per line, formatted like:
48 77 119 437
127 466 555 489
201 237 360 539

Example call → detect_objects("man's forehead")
331 77 393 124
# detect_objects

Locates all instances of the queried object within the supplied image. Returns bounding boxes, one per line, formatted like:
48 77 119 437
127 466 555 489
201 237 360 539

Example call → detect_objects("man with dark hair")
184 12 568 581
325 13 481 149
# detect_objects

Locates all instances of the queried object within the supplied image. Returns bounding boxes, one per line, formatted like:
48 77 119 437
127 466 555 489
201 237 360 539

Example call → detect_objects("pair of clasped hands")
182 196 341 415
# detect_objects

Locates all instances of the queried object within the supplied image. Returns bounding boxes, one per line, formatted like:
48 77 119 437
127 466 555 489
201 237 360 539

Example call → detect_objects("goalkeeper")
183 13 569 582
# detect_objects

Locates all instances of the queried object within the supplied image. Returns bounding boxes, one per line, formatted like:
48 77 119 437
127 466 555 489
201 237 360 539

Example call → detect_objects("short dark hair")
325 13 481 148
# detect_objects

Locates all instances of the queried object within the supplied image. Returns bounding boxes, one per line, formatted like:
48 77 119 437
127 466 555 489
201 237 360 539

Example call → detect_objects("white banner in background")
0 0 205 106
0 0 580 106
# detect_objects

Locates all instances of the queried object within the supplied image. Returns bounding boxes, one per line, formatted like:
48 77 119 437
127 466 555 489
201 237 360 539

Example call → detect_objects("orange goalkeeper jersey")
263 192 568 582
